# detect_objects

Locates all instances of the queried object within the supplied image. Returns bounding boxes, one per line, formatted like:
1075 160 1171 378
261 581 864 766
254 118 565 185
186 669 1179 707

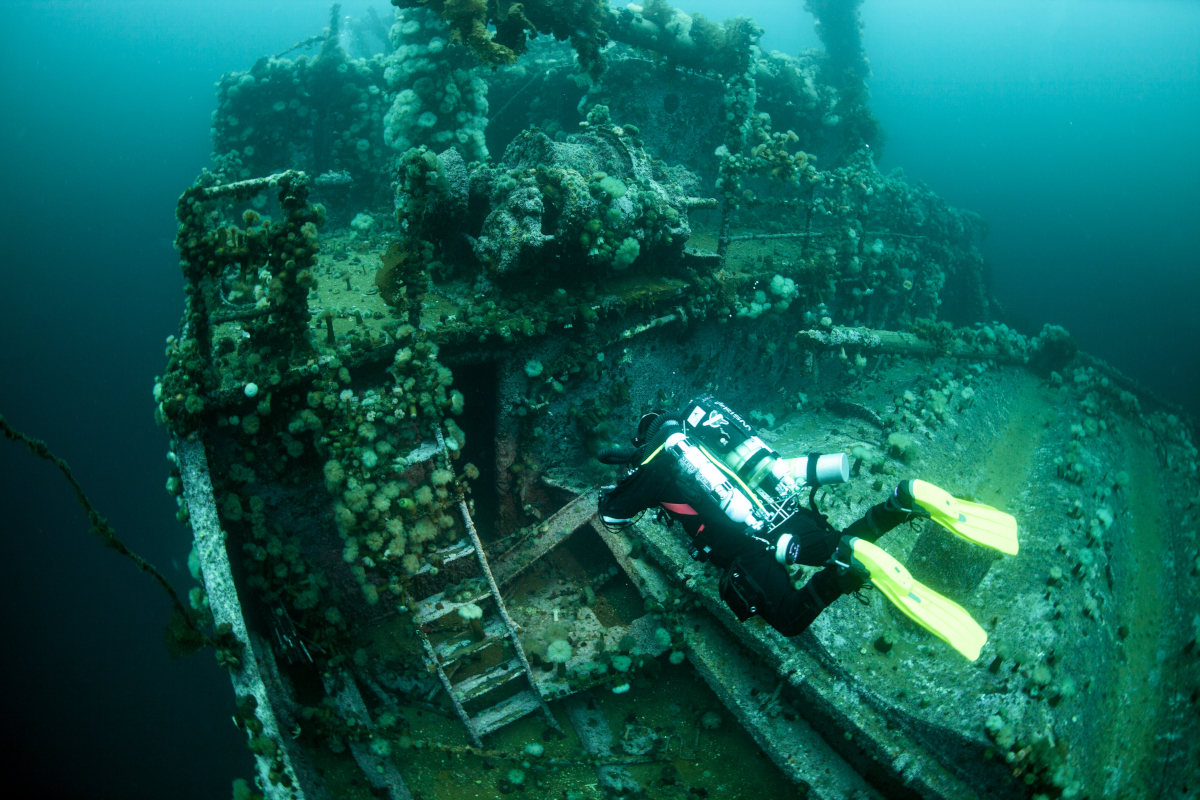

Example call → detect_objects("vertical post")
717 199 732 264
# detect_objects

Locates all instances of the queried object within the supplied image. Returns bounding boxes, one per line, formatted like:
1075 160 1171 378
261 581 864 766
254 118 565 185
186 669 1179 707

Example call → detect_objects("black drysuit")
599 445 911 637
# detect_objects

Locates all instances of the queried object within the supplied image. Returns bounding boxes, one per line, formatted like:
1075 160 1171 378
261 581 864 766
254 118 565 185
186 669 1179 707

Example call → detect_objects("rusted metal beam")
491 490 600 586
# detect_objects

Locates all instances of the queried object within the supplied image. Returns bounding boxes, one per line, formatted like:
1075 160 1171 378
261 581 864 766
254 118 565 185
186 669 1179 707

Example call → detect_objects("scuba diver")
597 396 1018 660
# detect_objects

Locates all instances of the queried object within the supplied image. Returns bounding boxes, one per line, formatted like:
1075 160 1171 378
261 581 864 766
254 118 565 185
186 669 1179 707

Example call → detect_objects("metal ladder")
407 426 560 747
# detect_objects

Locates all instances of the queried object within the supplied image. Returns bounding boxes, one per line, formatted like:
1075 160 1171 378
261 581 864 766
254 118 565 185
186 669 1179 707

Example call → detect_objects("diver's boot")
842 480 929 543
890 480 924 517
828 535 871 594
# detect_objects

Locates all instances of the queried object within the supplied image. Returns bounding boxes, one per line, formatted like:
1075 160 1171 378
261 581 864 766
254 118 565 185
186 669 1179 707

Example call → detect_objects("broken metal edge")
629 514 989 800
176 433 311 800
586 516 888 800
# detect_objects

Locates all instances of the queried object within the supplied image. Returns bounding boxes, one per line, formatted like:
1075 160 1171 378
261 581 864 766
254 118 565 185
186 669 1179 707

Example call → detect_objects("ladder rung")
414 590 491 626
471 689 543 737
412 431 558 743
414 540 476 577
434 616 508 666
453 657 525 702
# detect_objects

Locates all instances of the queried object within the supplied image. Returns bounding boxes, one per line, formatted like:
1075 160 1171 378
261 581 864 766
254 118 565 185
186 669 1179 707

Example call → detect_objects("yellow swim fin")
911 479 1019 555
843 537 987 661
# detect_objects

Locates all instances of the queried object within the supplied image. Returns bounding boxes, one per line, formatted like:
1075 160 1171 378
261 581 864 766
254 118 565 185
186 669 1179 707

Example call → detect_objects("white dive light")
776 453 850 487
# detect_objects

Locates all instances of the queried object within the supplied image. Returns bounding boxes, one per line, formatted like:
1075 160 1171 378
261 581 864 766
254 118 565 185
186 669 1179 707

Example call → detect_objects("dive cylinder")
664 432 764 531
681 396 848 501
682 396 786 499
669 397 856 565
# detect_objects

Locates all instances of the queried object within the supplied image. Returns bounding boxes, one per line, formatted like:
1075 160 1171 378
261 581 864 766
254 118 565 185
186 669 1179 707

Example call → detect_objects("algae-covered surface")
153 3 1199 799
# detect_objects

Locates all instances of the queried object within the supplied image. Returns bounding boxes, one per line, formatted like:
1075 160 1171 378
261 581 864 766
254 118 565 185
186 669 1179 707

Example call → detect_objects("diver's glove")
827 535 871 594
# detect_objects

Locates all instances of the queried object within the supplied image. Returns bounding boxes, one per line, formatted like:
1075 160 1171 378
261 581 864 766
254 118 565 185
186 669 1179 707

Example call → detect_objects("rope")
0 413 209 647
490 70 546 124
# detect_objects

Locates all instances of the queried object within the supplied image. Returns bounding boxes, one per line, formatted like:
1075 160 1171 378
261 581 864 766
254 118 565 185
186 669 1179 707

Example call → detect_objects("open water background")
0 2 1196 797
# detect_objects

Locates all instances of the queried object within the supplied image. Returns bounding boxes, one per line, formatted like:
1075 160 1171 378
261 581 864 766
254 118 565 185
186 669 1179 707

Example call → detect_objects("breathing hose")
596 446 638 465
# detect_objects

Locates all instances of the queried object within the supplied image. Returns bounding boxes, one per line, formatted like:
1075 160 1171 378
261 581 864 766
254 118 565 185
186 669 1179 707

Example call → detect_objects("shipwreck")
152 2 1200 798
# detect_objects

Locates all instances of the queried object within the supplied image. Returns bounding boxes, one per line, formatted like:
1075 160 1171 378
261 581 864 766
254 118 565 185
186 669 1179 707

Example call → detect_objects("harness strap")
807 452 822 487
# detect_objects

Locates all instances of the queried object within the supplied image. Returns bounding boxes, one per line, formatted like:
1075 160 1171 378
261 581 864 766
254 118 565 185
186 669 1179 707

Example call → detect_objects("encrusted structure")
160 4 1199 798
